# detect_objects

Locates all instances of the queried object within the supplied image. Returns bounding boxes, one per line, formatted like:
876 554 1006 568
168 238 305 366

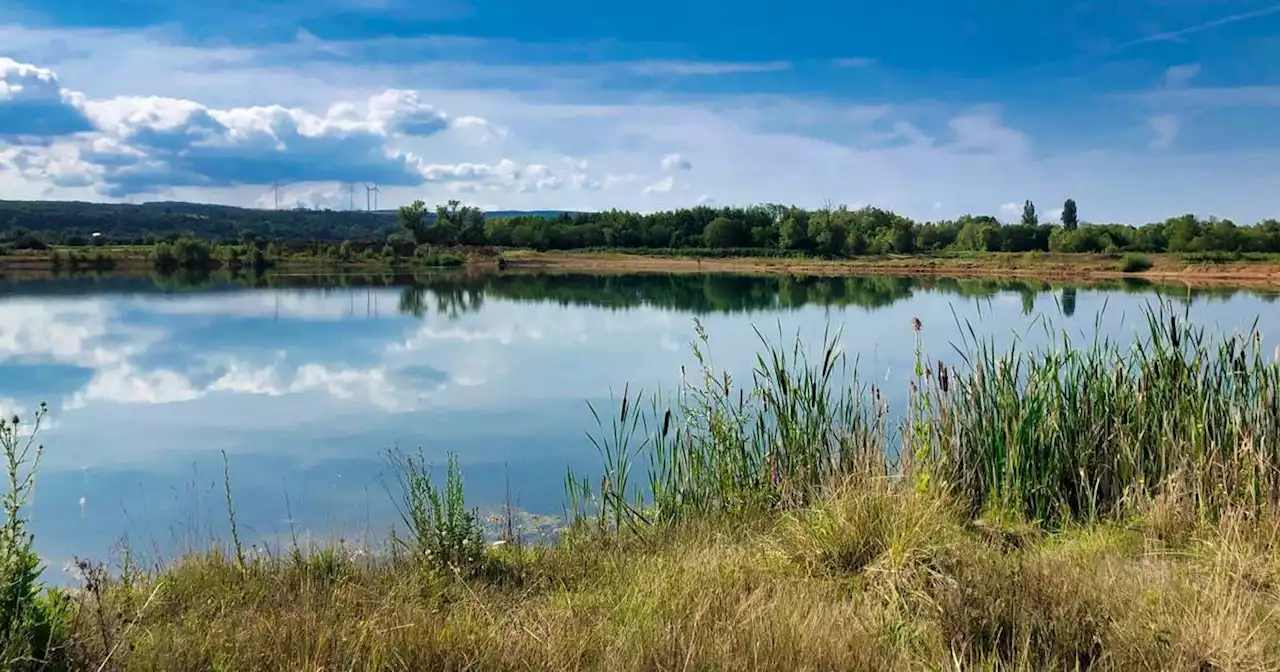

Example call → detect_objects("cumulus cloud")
998 202 1021 221
660 152 692 171
0 57 94 141
3 28 1280 223
79 93 441 195
1149 114 1179 150
0 56 531 198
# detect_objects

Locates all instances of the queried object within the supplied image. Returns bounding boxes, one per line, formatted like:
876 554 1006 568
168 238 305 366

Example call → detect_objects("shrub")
1119 253 1152 273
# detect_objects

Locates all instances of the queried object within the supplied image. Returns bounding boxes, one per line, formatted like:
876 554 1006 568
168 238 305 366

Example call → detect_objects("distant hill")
0 199 589 242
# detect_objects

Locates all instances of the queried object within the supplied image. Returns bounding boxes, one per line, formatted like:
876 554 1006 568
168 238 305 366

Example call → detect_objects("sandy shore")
500 251 1280 290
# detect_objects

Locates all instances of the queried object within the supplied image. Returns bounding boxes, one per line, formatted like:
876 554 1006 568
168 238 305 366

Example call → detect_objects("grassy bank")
6 305 1280 669
0 241 488 276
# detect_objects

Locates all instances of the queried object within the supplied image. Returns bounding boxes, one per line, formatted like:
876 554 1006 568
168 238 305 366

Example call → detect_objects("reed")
573 301 1280 530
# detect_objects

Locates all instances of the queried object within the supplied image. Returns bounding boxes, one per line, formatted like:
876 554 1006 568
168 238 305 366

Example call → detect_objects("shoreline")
501 250 1280 289
6 249 1280 291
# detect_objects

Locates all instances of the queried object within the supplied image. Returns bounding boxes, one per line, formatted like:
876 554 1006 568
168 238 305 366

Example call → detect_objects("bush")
1119 253 1153 273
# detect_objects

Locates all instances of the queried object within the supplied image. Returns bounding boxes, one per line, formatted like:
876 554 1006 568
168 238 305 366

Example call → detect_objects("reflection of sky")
2 278 1279 582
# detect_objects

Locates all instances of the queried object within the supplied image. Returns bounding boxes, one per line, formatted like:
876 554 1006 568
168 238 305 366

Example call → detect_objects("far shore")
6 248 1280 290
500 250 1280 290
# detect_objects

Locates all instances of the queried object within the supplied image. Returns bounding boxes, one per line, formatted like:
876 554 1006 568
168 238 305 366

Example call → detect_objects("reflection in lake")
1 270 1277 582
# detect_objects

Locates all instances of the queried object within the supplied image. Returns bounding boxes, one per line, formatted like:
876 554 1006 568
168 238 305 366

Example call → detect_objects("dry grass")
60 480 1280 671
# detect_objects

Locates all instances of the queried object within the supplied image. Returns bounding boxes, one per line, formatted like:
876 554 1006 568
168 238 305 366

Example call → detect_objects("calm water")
2 272 1278 580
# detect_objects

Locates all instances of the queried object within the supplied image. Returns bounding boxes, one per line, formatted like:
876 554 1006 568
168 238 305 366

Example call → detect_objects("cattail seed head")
911 317 922 333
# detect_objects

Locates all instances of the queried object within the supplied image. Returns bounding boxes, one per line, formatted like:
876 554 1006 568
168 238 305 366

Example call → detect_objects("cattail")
619 387 629 423
938 362 950 393
909 380 918 395
911 317 922 333
661 409 671 438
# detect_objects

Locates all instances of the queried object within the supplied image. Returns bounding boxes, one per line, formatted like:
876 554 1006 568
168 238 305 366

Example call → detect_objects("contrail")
1009 2 1280 80
1120 2 1280 48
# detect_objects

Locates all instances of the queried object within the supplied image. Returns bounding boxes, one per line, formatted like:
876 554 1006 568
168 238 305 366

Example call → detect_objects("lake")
3 271 1278 581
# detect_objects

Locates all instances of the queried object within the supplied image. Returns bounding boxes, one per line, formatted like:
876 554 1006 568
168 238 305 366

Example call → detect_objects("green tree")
1021 200 1038 226
778 217 808 250
703 217 746 248
398 200 428 245
437 200 486 246
1061 198 1078 231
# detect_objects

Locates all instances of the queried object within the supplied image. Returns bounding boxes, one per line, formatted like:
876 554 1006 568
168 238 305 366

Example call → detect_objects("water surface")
2 272 1277 580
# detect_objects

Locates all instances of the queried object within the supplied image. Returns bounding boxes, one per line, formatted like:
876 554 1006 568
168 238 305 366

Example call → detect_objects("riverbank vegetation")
4 196 1280 260
5 303 1280 668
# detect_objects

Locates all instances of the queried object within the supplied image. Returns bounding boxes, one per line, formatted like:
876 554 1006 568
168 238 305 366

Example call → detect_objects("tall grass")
568 318 891 531
572 301 1280 531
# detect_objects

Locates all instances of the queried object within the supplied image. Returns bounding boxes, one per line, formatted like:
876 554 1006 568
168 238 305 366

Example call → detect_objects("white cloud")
0 56 93 140
1163 63 1202 89
1 26 1279 222
831 57 876 68
947 109 1028 156
642 176 675 195
660 152 692 171
696 194 715 205
1149 114 1179 150
629 60 791 76
64 364 201 410
998 202 1021 220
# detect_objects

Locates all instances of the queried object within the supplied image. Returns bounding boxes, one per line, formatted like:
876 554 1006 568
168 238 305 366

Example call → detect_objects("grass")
9 301 1280 669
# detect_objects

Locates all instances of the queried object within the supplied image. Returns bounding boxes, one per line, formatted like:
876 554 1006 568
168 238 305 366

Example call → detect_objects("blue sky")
1 0 1279 222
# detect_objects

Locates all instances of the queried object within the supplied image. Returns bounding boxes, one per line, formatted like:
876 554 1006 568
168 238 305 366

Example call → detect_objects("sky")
1 0 1280 223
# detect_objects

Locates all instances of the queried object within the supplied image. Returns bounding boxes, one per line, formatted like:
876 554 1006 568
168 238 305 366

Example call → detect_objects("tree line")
2 196 1279 257
398 197 1280 256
